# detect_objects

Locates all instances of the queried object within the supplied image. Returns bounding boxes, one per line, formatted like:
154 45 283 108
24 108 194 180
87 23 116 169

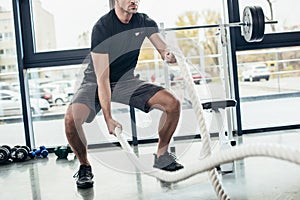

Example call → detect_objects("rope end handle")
115 126 122 137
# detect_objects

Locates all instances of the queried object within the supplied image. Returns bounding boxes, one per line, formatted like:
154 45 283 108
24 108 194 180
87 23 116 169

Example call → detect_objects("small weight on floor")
29 146 48 159
10 145 31 162
54 145 73 159
10 146 18 161
14 147 29 162
0 145 11 164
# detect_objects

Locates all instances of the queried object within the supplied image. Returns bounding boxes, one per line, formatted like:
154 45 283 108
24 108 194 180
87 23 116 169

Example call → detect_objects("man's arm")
148 33 177 63
91 52 121 135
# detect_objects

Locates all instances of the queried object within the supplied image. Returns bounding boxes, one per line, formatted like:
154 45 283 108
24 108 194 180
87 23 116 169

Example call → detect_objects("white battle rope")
114 50 300 200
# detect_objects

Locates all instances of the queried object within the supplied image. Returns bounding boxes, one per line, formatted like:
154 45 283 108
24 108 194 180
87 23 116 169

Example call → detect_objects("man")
65 0 184 189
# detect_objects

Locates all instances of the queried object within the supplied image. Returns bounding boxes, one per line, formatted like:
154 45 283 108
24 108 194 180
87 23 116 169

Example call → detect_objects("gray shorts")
71 78 164 123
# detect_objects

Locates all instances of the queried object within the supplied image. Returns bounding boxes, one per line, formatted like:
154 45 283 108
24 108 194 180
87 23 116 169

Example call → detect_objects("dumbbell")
0 145 11 164
10 145 30 162
29 146 48 159
54 146 73 159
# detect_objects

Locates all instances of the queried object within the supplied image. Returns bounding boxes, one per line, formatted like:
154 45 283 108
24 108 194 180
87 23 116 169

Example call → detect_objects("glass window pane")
27 65 78 146
31 0 110 52
137 0 228 136
137 27 231 137
237 46 300 129
139 0 223 28
239 0 300 33
0 0 26 146
27 65 138 146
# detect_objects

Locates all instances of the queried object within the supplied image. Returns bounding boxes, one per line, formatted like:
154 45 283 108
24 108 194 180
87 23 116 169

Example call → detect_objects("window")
5 48 15 55
4 32 13 39
31 0 110 52
7 64 16 71
0 0 25 146
237 46 300 129
0 18 10 27
26 64 139 146
138 0 223 28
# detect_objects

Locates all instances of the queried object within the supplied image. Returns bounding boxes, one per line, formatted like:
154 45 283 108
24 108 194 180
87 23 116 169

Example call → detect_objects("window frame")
227 0 300 134
17 0 300 67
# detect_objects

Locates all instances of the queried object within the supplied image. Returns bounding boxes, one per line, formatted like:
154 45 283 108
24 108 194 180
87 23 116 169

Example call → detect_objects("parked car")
41 80 76 100
39 83 71 106
0 82 11 90
0 90 50 117
29 87 52 103
175 71 212 84
242 65 270 82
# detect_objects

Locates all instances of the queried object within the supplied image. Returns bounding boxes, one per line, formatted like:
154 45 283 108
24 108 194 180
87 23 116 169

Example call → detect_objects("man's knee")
65 107 76 132
166 96 181 113
65 104 89 130
148 90 181 113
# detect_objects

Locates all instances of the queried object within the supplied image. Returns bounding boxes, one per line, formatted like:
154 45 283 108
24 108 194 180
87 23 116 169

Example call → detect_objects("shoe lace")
167 152 178 161
73 171 79 179
73 167 91 179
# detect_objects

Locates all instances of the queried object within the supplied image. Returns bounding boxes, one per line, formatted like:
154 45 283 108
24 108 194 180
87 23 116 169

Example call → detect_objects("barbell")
163 6 277 43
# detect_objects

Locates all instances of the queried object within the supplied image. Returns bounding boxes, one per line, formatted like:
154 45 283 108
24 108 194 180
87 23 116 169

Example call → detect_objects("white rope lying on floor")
116 128 300 184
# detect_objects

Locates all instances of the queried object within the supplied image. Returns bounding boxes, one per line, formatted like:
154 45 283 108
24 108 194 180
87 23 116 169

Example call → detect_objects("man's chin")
128 8 138 14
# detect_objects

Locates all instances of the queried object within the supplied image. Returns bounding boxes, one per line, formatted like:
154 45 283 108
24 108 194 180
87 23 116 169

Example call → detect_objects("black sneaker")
153 152 184 172
73 165 94 189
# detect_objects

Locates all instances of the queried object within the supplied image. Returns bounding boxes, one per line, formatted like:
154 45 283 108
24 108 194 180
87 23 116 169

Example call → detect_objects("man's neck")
114 7 133 24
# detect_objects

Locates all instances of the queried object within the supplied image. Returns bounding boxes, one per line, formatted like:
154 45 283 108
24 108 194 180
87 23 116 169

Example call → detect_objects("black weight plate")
242 6 259 42
2 145 11 152
15 148 28 162
242 7 250 41
249 6 259 42
254 6 265 42
0 148 9 163
10 147 17 159
242 6 254 42
21 146 31 153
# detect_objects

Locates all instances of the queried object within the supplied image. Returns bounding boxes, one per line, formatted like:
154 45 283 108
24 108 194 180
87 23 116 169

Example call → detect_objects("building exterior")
0 6 16 75
0 0 56 82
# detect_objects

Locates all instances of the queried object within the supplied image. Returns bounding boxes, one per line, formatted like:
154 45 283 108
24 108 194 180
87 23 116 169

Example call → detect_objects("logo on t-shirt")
134 31 144 36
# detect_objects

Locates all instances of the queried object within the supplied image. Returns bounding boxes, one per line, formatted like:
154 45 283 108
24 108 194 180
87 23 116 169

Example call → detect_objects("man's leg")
147 90 181 157
147 89 183 171
111 79 182 171
64 103 94 188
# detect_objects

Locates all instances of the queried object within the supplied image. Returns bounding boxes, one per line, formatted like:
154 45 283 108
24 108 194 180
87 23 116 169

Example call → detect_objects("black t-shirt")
83 9 159 83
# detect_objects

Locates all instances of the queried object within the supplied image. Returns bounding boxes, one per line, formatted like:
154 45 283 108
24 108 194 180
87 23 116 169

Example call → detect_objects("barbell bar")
163 6 278 43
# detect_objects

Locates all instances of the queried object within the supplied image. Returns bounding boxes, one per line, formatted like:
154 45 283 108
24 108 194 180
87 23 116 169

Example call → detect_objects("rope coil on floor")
114 50 300 200
116 129 300 182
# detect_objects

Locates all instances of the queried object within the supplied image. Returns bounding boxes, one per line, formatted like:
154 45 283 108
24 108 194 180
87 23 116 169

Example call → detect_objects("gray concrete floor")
1 129 300 200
